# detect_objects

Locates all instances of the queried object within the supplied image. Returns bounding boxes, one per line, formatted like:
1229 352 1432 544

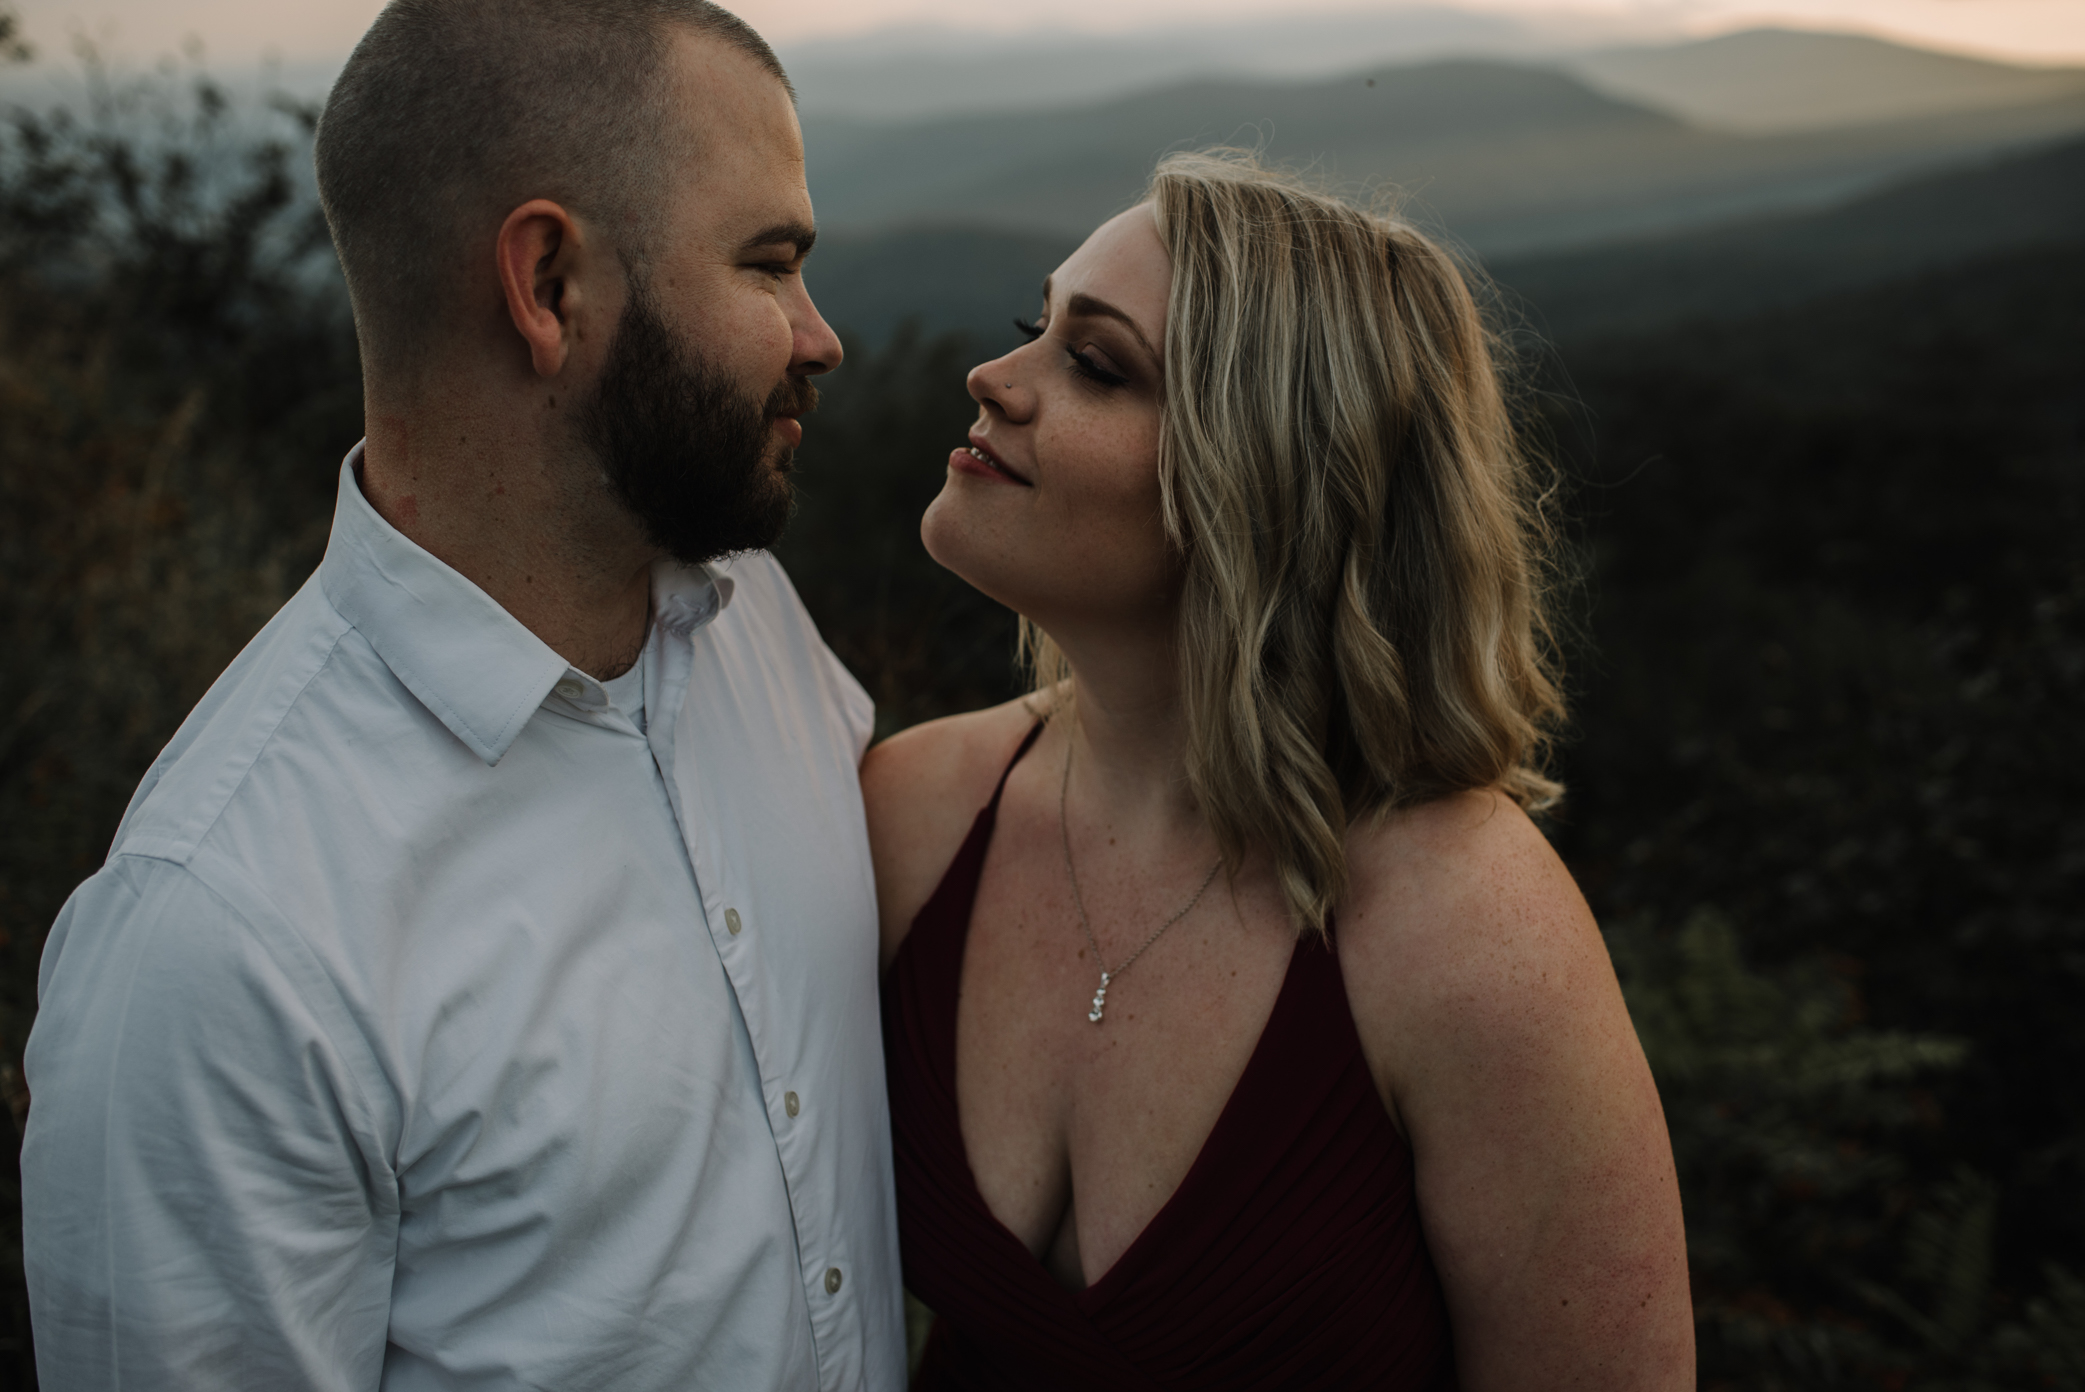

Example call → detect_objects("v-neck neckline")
936 749 1313 1304
1069 934 1308 1305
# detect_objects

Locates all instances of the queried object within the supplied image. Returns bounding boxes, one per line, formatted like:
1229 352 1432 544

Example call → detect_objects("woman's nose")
966 355 1028 417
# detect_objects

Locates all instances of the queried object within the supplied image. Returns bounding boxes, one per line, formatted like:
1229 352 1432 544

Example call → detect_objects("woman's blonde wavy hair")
1022 149 1566 934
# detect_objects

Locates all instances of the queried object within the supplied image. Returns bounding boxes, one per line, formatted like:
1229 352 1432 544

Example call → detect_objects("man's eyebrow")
739 221 817 257
1065 291 1158 363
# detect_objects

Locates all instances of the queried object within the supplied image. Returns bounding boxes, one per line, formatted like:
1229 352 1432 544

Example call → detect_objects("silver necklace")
1059 737 1223 1024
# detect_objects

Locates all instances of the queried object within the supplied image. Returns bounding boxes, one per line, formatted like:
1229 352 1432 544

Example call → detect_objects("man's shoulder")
38 575 403 1098
705 550 820 639
112 577 408 871
703 551 872 755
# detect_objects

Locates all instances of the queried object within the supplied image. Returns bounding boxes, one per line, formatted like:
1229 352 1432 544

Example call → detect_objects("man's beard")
579 281 817 566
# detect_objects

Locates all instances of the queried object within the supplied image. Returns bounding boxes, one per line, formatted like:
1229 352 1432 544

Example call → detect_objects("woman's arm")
1340 791 1695 1391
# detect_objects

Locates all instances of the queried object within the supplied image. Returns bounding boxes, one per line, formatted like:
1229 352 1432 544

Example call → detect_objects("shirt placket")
646 610 856 1391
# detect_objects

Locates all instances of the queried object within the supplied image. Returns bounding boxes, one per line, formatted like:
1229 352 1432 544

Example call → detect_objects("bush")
1615 910 2084 1386
1544 243 2085 1387
0 38 359 1380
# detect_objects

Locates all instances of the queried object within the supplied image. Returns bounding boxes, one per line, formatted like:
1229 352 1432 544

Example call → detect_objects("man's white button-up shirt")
22 446 906 1391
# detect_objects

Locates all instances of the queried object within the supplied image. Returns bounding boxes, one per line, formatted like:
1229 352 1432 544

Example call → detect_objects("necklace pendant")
1088 970 1111 1024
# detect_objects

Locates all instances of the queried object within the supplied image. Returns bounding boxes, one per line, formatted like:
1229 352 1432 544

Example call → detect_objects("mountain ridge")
1568 28 2085 134
805 133 2085 352
803 56 2085 255
782 22 2085 130
1494 134 2085 341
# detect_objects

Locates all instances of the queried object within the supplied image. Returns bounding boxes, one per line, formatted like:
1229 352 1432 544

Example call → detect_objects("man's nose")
792 284 844 376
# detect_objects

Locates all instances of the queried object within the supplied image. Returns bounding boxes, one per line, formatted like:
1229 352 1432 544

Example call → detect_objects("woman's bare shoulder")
863 694 1049 971
1338 795 1694 1387
1337 790 1616 1110
1341 790 1596 987
861 695 1046 813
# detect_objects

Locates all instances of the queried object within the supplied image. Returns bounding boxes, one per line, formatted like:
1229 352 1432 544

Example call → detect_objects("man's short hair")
314 0 789 373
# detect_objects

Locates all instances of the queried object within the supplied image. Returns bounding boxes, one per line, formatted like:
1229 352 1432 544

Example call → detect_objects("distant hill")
783 22 2085 134
1494 135 2085 342
804 57 2085 256
810 61 1675 249
809 133 2085 355
811 225 1077 353
780 6 1644 122
1568 29 2085 134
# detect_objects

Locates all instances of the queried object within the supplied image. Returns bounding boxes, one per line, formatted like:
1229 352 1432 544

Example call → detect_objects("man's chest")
353 728 869 1379
374 747 748 1187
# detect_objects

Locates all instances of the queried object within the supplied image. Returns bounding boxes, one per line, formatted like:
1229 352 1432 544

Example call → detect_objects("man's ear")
495 199 591 379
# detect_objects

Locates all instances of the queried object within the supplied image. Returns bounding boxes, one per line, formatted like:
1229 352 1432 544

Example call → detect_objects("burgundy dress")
883 725 1457 1390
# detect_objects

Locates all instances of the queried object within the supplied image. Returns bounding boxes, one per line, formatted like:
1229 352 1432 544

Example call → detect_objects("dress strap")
986 720 1046 811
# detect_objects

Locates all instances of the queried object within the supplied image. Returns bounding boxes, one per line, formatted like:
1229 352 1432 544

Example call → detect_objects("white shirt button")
554 679 584 700
724 907 742 936
784 1091 799 1118
824 1266 843 1295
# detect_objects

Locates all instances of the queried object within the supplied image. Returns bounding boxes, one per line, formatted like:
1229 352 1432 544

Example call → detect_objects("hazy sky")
12 0 2085 68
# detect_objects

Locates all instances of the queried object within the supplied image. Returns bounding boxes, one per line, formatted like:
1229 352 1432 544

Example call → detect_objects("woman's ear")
495 199 587 379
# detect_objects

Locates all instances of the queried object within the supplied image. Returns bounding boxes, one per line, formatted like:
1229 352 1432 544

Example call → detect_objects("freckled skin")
864 208 1694 1386
922 209 1176 641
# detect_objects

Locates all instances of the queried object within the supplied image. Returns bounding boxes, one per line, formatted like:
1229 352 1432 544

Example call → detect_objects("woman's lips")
950 438 1031 486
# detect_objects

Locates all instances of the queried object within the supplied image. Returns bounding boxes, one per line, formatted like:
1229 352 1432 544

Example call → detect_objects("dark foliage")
2 40 2080 1388
1537 243 2085 1386
777 322 1023 737
807 229 1077 352
0 45 359 1383
1496 135 2085 341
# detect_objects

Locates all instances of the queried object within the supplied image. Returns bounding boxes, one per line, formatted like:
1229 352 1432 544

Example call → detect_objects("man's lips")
771 415 804 449
949 435 1031 486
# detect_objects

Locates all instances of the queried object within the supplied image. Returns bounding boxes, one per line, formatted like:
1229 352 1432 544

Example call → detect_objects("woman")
864 151 1694 1389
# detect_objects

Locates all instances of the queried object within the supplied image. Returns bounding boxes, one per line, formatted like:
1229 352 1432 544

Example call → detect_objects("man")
20 2 904 1387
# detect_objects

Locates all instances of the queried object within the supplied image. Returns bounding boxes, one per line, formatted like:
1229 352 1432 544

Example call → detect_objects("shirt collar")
317 441 733 766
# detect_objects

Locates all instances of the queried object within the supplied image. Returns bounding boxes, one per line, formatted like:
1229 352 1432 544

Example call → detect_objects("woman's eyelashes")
1067 346 1129 388
1010 317 1131 389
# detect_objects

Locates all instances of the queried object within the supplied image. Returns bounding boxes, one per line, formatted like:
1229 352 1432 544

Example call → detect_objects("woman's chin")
925 489 988 583
922 490 1025 613
919 484 960 565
